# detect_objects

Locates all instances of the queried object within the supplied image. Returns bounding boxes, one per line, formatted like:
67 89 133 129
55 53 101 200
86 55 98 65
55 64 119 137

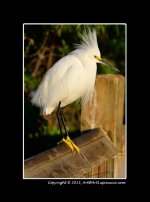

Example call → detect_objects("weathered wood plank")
114 154 126 178
24 128 116 178
81 74 126 178
81 74 125 143
25 128 103 171
80 135 116 167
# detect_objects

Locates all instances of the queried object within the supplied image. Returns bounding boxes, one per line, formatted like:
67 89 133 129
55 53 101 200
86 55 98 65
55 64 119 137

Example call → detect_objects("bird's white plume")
74 27 99 51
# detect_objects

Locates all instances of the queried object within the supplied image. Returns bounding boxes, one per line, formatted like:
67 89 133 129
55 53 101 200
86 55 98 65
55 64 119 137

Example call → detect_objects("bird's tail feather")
31 79 46 109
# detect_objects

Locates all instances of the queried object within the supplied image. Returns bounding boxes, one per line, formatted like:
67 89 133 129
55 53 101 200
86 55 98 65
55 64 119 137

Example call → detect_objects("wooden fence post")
81 74 126 178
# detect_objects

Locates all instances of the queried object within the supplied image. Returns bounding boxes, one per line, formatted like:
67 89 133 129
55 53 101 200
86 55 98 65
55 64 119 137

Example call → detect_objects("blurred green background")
24 24 125 158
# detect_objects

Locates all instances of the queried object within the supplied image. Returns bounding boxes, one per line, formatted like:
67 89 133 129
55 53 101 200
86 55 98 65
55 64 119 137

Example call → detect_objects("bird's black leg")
56 101 80 153
56 101 64 138
57 101 69 139
59 109 69 139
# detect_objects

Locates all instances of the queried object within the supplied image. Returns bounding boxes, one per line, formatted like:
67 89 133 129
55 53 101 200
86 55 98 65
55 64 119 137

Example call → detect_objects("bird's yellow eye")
94 55 100 60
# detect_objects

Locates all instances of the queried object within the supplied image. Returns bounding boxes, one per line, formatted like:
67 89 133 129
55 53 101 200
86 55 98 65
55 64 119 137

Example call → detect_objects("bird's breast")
80 63 97 105
84 63 97 88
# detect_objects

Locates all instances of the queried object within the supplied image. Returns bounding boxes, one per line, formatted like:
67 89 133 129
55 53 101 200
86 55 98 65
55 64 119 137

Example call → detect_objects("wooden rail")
24 128 116 178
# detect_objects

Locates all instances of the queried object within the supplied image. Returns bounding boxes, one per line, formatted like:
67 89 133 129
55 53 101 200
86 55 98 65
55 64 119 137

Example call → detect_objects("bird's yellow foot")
58 136 80 153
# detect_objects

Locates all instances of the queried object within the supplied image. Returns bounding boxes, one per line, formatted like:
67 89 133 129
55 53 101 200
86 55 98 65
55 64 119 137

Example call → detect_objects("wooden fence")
24 74 126 178
81 74 125 178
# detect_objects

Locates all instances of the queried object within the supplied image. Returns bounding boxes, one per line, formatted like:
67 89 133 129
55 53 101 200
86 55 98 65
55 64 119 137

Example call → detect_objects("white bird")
31 27 119 153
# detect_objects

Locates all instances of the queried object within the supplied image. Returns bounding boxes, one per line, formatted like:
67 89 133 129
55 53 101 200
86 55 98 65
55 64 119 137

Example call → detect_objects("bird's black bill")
100 59 120 72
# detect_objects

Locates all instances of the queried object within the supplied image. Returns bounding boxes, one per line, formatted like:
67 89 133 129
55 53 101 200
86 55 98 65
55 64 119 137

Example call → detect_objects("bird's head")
73 27 119 72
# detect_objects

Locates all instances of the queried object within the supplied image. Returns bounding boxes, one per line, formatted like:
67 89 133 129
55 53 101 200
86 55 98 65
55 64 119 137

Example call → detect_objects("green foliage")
24 68 40 93
42 123 60 136
58 39 70 55
24 68 30 92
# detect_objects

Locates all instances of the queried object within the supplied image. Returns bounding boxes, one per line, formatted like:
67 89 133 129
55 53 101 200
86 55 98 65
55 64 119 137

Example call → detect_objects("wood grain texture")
81 74 125 144
81 74 126 178
24 128 116 178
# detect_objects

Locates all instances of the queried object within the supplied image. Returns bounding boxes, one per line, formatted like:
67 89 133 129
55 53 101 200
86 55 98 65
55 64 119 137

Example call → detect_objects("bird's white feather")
31 28 99 115
74 27 99 51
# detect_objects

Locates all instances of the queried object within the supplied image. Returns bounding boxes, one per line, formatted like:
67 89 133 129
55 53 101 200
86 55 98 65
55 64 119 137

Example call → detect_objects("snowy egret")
31 27 119 153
